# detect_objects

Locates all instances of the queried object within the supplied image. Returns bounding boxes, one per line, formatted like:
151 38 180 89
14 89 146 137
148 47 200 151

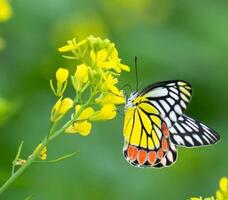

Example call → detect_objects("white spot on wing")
202 135 210 144
173 135 185 145
174 104 182 114
165 118 172 128
167 83 175 86
154 126 162 139
181 93 189 102
182 123 193 132
167 151 173 162
144 87 168 98
185 136 194 145
175 123 185 133
169 127 177 134
180 100 186 109
161 157 167 166
169 111 177 122
193 134 203 144
167 97 175 105
186 121 198 131
170 87 178 94
170 92 179 100
160 100 170 112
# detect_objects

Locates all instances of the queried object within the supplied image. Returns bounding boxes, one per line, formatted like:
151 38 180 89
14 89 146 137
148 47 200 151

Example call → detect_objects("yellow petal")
56 68 69 83
97 49 108 62
90 50 96 63
75 105 95 120
119 63 130 72
75 64 89 83
33 144 47 160
216 190 223 200
59 98 73 114
90 104 117 121
51 97 73 122
219 177 228 193
58 39 76 52
65 121 92 136
96 93 125 105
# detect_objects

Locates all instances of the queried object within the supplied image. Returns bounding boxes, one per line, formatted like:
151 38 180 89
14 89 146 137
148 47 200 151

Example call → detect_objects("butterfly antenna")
135 56 139 92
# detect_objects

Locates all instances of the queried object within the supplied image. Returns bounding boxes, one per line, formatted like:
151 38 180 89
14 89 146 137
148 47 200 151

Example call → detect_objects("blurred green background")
0 0 228 199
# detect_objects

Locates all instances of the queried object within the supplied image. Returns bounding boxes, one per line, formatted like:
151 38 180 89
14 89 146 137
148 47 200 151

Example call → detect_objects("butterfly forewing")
140 80 192 128
170 115 220 147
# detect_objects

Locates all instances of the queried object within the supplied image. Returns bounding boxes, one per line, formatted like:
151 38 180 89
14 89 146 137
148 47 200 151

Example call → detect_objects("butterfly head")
125 91 139 110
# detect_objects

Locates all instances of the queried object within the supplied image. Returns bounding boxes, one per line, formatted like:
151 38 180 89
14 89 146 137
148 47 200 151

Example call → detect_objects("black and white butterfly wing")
140 80 192 128
169 115 220 147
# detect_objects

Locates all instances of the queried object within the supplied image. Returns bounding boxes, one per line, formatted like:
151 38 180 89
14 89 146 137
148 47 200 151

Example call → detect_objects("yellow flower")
56 68 69 83
101 73 118 91
216 177 228 200
0 0 12 22
95 92 125 105
50 68 69 97
73 64 89 91
65 120 92 136
34 144 47 160
51 97 73 122
90 47 130 73
75 105 94 120
58 38 87 52
90 104 116 121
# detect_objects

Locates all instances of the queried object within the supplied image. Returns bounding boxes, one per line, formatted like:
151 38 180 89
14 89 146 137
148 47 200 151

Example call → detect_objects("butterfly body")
123 80 220 168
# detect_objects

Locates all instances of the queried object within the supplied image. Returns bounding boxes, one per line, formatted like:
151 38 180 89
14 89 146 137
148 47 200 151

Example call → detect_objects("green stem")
0 91 97 195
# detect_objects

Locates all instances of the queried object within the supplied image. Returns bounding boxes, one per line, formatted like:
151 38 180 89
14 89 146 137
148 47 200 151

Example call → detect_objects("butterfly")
123 80 220 168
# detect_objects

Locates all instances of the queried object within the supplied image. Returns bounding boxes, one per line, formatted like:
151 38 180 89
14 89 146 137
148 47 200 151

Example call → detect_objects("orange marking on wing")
132 146 138 161
162 123 170 138
157 149 164 159
127 145 134 158
137 150 147 165
162 137 168 151
148 151 156 165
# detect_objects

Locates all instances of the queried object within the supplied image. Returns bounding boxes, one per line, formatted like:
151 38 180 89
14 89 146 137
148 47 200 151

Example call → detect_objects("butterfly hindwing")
140 80 192 128
169 115 220 147
123 98 178 168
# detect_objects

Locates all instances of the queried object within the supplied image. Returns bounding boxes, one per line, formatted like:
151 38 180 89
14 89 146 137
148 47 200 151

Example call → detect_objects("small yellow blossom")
56 68 69 83
90 104 116 121
73 64 89 91
95 92 125 105
75 105 95 120
58 38 87 52
0 0 12 22
51 97 73 122
65 120 92 136
216 177 228 200
50 68 69 97
90 47 130 73
34 144 47 160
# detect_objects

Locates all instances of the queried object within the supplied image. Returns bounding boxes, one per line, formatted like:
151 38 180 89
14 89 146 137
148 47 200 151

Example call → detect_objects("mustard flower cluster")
50 35 129 139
